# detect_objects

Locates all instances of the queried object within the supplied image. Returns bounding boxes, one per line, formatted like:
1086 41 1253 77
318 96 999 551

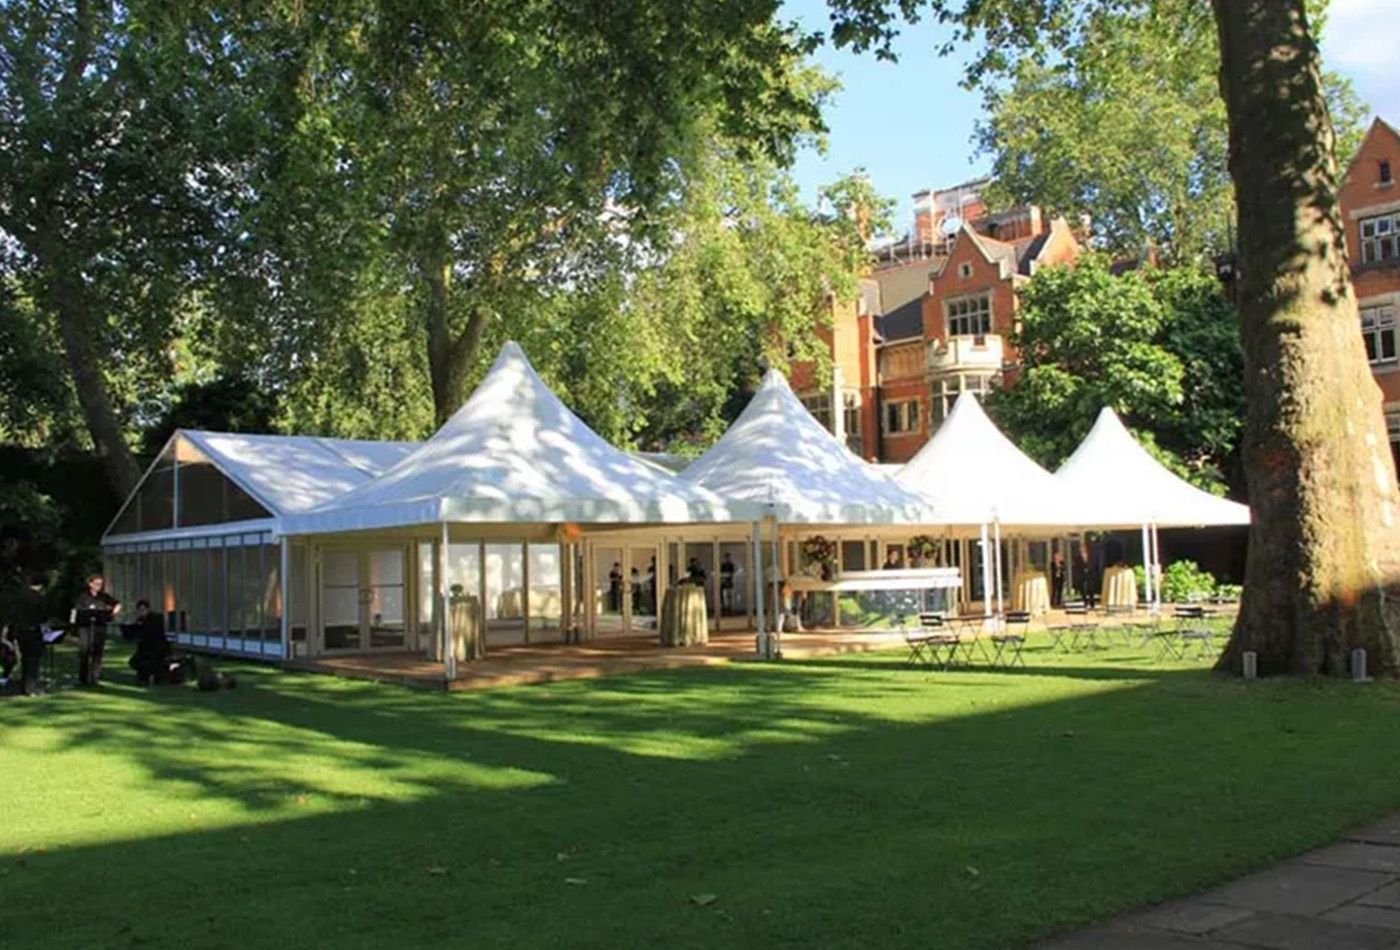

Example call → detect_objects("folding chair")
1047 623 1073 652
991 610 1030 668
903 626 934 668
1102 604 1135 645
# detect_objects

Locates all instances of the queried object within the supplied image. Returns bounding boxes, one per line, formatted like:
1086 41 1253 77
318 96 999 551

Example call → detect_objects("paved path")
1039 814 1400 949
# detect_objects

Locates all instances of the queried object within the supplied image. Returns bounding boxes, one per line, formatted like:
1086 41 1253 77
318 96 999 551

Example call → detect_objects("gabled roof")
181 431 417 516
1342 117 1400 183
1053 408 1250 528
681 369 940 525
895 393 1068 526
279 342 752 534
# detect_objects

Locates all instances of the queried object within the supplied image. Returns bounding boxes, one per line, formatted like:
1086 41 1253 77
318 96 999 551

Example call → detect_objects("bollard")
1242 651 1257 680
1352 648 1371 683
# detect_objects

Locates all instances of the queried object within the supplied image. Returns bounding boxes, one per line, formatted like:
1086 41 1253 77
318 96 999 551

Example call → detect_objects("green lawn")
4 635 1400 949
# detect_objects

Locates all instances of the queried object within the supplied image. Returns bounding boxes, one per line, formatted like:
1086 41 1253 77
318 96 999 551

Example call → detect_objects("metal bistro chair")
1101 603 1135 646
1047 623 1074 652
991 610 1031 668
903 612 941 668
1063 601 1102 651
1174 604 1216 659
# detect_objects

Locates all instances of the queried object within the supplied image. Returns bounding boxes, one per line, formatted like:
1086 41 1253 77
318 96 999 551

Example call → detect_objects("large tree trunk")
421 246 487 427
1212 0 1400 676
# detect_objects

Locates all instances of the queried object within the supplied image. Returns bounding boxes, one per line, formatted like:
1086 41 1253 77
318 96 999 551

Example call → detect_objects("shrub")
1160 560 1216 603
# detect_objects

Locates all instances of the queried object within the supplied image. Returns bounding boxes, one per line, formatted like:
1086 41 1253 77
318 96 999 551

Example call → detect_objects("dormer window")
1381 160 1393 184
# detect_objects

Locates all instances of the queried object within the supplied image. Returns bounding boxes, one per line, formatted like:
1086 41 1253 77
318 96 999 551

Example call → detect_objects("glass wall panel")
233 546 264 644
484 543 525 643
593 544 624 635
527 543 562 635
262 545 281 644
417 543 436 642
366 548 404 648
841 541 867 572
322 548 360 650
629 546 659 629
208 546 226 645
188 549 207 634
160 552 177 628
290 544 308 644
717 542 748 621
682 543 716 623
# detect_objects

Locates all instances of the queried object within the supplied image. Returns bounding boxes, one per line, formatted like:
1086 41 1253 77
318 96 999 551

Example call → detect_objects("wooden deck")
287 628 909 691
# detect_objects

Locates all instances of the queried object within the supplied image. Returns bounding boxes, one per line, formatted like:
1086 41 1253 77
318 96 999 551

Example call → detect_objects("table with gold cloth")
1011 570 1050 615
1100 565 1138 609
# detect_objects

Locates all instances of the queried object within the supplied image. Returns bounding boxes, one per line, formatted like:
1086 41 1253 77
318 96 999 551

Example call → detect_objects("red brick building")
793 178 1083 462
1339 117 1400 468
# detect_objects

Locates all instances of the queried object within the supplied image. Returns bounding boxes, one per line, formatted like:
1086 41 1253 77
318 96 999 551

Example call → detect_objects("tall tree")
230 0 828 428
826 0 1400 675
974 0 1368 262
0 2 245 495
987 257 1244 491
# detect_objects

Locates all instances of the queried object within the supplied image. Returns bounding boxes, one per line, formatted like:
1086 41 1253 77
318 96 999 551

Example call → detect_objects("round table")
1100 565 1138 608
1012 570 1050 615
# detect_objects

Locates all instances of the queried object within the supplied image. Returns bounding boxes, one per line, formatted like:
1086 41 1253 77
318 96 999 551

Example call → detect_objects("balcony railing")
928 334 1004 374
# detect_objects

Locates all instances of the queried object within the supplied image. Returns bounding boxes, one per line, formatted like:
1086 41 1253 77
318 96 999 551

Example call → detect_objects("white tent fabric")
681 369 940 524
895 392 1067 527
1053 408 1251 528
181 431 417 516
279 342 754 535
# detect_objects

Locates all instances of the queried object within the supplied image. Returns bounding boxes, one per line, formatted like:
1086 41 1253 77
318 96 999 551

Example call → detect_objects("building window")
800 392 833 430
1360 212 1399 264
1361 304 1397 364
1387 408 1400 474
931 372 998 425
883 399 920 436
1381 160 1393 184
945 293 992 337
958 262 973 279
842 391 862 453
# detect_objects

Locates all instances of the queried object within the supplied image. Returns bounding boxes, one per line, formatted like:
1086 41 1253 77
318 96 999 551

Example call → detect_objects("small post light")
1242 651 1257 680
1352 648 1371 683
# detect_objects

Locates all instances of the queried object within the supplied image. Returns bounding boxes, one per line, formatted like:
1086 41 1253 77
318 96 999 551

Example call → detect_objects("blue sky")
784 0 1400 231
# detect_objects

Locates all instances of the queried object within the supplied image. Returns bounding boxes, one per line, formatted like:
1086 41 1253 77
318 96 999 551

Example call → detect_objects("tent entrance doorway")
320 547 408 653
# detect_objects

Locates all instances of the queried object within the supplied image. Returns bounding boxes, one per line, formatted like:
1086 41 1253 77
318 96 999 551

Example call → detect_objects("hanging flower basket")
802 536 838 580
908 534 939 563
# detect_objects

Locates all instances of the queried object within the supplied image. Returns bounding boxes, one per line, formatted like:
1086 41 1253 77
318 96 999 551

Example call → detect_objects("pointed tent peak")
759 367 794 391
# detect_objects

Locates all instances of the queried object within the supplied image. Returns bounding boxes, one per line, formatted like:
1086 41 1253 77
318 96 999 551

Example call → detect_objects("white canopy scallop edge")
1053 408 1251 528
895 392 1070 527
681 368 941 525
279 342 756 535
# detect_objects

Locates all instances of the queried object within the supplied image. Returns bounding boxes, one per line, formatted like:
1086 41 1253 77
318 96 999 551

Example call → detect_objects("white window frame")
842 391 862 451
931 372 998 425
1361 303 1398 365
1360 212 1400 264
800 392 833 430
945 293 992 338
882 399 921 436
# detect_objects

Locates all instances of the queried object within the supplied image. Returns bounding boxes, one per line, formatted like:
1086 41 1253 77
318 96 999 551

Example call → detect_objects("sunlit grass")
3 633 1399 949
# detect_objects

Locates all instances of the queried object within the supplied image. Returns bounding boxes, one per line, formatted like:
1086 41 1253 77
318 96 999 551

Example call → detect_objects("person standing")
719 553 736 612
3 574 50 695
1050 551 1067 608
73 573 120 686
607 562 622 613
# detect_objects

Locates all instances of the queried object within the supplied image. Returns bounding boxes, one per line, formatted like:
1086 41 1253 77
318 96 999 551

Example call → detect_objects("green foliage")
987 257 1244 491
1159 559 1218 603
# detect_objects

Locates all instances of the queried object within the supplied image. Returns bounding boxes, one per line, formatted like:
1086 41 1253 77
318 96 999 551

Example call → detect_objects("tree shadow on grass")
4 654 1400 950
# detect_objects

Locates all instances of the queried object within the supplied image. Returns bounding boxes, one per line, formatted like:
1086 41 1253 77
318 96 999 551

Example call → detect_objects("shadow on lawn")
4 652 1400 950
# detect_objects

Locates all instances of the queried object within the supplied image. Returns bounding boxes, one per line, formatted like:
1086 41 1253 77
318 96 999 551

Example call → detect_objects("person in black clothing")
686 557 707 586
73 573 120 686
127 599 173 685
3 574 49 696
719 553 736 611
882 549 903 570
1050 551 1067 607
607 562 622 613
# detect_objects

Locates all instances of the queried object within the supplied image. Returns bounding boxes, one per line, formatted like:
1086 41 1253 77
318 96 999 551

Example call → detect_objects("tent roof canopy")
279 342 755 535
681 368 940 525
1053 408 1250 528
896 392 1067 526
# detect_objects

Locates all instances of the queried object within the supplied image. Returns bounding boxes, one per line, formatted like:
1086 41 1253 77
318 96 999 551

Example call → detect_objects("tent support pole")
1150 524 1162 609
751 521 767 657
1139 524 1152 608
770 527 781 637
440 522 456 680
979 524 992 618
993 520 1004 619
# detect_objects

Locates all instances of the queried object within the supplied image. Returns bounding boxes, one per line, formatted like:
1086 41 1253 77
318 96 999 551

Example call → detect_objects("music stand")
41 625 67 685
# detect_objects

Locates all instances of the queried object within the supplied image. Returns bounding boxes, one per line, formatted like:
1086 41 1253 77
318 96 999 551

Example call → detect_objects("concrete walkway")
1040 814 1400 949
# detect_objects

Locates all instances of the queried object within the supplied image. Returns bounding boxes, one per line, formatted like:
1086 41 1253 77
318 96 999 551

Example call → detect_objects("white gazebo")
278 341 763 674
1053 407 1251 606
682 368 953 644
895 392 1072 615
